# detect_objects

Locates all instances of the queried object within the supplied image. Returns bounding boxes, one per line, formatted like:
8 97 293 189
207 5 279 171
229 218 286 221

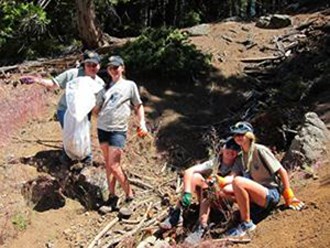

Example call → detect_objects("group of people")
160 121 305 244
21 50 147 205
21 50 305 245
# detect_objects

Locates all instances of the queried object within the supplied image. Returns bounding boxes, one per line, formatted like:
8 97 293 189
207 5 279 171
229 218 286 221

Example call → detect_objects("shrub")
11 212 29 231
109 27 212 81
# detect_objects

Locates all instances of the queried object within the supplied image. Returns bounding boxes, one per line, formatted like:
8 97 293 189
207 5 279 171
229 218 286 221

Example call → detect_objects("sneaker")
184 224 207 245
159 207 183 230
226 221 256 237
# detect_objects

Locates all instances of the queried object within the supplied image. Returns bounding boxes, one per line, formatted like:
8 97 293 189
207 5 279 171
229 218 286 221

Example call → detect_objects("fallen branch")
87 217 120 248
128 177 154 190
213 237 251 244
103 203 153 248
241 55 284 63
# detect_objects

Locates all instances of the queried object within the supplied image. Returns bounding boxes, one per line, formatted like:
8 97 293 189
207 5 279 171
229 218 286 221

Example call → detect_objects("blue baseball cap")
230 121 254 134
82 50 101 64
107 55 124 67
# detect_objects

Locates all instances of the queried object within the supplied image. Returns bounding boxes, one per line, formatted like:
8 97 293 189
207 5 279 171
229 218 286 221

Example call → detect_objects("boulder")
70 166 109 210
256 14 292 29
184 24 210 36
282 112 330 168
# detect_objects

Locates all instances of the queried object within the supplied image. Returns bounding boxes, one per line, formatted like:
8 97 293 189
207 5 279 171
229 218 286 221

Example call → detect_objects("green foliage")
0 1 50 60
11 213 29 231
112 27 212 80
181 11 201 27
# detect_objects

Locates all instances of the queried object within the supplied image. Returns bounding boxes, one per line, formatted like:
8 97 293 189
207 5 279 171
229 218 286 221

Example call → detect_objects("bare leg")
199 195 211 226
232 176 268 222
100 143 117 195
108 146 133 198
191 173 208 202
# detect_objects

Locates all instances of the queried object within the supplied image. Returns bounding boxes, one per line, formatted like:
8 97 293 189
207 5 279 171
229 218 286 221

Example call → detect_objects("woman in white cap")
20 50 105 166
227 121 305 237
94 55 148 208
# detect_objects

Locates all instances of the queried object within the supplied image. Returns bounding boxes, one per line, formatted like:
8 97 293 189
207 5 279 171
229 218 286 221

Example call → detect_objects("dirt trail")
0 10 330 248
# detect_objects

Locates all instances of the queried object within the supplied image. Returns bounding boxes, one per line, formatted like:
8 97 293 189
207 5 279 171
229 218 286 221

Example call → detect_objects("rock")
184 24 210 36
98 206 113 215
118 207 133 219
72 166 108 210
256 14 292 29
21 174 65 212
282 112 330 168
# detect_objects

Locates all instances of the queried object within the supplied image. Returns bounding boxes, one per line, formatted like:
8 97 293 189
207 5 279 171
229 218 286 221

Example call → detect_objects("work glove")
20 76 35 84
283 188 305 211
137 121 148 138
207 175 226 188
181 192 192 208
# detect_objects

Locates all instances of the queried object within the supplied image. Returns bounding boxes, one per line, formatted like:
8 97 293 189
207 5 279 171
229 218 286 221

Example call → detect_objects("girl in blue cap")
227 121 305 237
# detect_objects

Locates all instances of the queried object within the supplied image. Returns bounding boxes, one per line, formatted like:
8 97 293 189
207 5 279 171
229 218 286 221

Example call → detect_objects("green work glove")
181 192 192 208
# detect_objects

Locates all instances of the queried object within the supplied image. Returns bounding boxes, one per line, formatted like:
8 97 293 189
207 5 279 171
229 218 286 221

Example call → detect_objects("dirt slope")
0 10 330 248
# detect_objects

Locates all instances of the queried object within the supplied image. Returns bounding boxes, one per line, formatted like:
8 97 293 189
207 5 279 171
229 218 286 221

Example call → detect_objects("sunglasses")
109 65 119 70
85 63 98 68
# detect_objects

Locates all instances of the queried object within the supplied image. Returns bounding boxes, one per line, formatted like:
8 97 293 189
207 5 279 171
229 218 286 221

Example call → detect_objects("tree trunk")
75 0 107 49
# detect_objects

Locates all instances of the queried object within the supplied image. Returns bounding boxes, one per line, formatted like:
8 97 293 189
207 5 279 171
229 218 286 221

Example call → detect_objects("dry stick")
128 177 154 190
127 171 156 182
87 217 120 248
213 237 251 244
142 208 168 229
102 203 153 248
240 55 284 63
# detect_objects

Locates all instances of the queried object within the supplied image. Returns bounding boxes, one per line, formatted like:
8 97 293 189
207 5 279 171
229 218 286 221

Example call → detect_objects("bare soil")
0 10 330 248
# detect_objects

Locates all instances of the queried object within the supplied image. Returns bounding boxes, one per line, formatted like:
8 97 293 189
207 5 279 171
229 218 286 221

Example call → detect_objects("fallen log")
240 55 284 63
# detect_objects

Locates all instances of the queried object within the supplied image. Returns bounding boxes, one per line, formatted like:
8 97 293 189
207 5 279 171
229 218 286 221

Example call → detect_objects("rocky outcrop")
282 112 330 168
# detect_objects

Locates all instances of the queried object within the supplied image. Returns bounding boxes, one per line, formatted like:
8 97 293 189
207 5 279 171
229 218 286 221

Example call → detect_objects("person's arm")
36 77 57 89
277 167 305 210
20 75 58 89
277 167 290 190
134 104 148 136
181 160 213 207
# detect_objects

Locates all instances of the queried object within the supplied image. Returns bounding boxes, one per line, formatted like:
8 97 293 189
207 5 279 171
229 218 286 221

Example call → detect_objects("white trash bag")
63 76 100 160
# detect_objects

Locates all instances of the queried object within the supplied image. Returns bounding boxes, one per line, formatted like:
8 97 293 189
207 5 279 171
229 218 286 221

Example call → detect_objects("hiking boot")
159 207 183 230
184 224 207 245
124 196 134 204
81 155 93 167
226 221 256 237
105 195 119 210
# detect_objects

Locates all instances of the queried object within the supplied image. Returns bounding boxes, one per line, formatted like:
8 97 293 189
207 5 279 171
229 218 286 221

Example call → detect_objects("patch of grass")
11 213 29 231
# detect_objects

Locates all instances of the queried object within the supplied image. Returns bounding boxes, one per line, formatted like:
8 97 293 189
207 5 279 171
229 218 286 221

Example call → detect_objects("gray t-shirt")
53 67 105 111
96 78 142 132
232 143 282 189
